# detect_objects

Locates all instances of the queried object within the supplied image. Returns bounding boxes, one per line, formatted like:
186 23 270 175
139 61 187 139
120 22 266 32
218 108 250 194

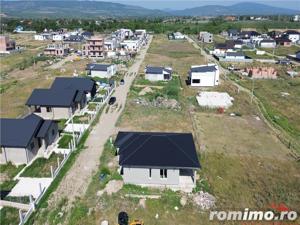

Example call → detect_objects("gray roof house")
26 77 97 120
115 131 200 192
145 66 173 82
0 114 58 165
189 64 220 87
51 77 97 98
86 63 117 78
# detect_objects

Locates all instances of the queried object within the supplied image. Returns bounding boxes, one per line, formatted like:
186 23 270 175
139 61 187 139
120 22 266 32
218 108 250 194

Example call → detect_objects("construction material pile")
193 191 216 210
196 91 234 109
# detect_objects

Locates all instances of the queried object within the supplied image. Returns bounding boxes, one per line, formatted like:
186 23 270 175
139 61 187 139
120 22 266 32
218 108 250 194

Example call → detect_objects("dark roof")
36 120 54 138
64 35 84 42
0 114 43 148
284 30 300 35
191 65 217 73
115 132 200 169
26 89 77 107
145 66 172 74
275 37 291 43
86 63 111 71
215 43 229 49
240 31 260 37
227 29 239 35
226 52 245 57
51 77 95 93
74 90 85 103
260 39 276 43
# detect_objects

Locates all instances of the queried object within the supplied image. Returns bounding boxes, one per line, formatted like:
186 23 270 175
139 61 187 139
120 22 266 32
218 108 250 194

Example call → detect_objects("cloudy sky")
102 0 299 10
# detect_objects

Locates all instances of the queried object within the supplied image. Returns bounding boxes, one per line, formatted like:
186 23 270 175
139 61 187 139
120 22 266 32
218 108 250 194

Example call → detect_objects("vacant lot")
236 77 300 150
260 45 300 56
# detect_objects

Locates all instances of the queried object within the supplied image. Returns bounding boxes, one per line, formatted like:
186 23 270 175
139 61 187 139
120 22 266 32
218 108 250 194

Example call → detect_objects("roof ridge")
120 135 153 165
166 135 199 166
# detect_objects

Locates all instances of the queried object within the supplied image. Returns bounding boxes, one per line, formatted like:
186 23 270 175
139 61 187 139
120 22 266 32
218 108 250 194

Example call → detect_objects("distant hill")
170 2 300 16
1 1 169 18
1 1 299 18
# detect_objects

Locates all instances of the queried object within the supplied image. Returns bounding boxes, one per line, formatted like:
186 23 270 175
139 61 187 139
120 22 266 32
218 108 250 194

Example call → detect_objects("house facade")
145 66 172 81
199 32 213 43
86 64 117 78
0 114 58 165
259 40 276 48
0 36 16 53
82 36 104 58
44 43 69 56
189 64 219 87
115 132 200 192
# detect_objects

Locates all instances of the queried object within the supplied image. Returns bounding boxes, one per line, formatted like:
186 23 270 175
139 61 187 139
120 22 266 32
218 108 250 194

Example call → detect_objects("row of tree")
1 17 299 34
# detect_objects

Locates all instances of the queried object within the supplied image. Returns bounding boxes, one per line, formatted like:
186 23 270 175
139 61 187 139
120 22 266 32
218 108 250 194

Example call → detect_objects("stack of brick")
246 67 277 79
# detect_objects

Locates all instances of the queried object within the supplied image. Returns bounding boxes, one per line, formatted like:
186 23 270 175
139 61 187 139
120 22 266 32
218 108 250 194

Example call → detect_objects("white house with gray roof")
145 66 173 81
189 64 219 87
0 114 58 165
115 131 200 192
86 63 117 78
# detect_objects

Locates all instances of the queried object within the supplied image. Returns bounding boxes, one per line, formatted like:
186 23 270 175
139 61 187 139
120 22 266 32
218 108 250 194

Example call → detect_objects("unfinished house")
145 66 173 81
115 132 201 192
44 43 69 56
82 36 104 58
0 114 58 165
189 64 219 87
199 32 213 43
246 67 278 79
0 36 16 53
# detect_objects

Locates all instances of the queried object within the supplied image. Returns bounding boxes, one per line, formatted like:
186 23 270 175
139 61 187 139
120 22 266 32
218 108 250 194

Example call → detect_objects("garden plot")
8 177 53 199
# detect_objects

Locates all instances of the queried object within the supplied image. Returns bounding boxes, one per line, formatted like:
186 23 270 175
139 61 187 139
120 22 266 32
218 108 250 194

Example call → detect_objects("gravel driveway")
43 36 153 216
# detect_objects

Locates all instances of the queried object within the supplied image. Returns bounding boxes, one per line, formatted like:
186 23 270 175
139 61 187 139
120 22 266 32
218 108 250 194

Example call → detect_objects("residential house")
212 43 234 57
227 29 240 39
0 114 58 165
189 64 219 87
0 36 16 53
226 40 243 49
259 39 276 48
50 77 97 101
34 33 52 41
86 64 117 78
120 39 140 52
198 32 213 43
26 77 97 119
104 38 117 51
26 89 84 120
173 32 185 40
115 132 200 192
52 33 66 41
245 67 277 79
275 37 292 47
145 66 172 81
268 30 282 39
81 31 93 40
283 30 300 43
64 35 84 43
240 31 261 39
44 43 69 56
82 36 104 58
225 52 246 60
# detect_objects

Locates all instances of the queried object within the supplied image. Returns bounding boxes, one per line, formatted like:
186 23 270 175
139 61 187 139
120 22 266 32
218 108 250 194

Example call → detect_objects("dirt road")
43 36 153 214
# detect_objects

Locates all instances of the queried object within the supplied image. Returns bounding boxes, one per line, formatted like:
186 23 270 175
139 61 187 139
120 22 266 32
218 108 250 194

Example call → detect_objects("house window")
160 169 167 178
149 169 152 178
192 79 200 84
120 167 124 175
35 106 41 113
46 107 52 112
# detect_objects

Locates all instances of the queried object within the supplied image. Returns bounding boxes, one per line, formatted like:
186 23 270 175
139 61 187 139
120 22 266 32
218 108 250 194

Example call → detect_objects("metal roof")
26 89 77 107
115 132 200 169
190 65 217 73
86 64 111 71
36 120 54 138
0 114 43 148
51 77 96 93
145 66 172 75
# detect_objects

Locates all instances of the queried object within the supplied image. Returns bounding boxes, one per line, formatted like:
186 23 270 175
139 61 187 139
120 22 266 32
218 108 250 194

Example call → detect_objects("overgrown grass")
0 207 20 225
0 162 26 190
20 153 63 177
58 135 73 148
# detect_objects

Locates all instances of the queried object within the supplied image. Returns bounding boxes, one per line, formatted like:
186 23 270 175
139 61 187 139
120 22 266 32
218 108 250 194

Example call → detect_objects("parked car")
120 79 125 85
108 97 116 105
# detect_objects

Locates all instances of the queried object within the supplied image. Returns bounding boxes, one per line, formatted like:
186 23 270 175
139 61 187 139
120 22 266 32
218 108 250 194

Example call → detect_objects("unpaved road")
47 54 79 69
43 36 153 215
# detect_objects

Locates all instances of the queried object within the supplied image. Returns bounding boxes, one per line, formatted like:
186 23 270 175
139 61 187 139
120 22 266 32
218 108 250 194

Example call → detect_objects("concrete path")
45 36 153 211
0 200 31 211
9 177 53 199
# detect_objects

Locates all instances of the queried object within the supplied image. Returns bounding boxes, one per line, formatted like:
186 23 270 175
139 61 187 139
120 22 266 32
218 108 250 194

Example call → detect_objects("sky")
100 0 300 10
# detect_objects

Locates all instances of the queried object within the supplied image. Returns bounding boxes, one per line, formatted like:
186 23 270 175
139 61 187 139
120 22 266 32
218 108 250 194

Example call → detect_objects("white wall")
190 70 219 87
123 167 179 185
145 73 164 81
90 65 117 78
